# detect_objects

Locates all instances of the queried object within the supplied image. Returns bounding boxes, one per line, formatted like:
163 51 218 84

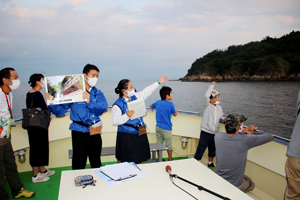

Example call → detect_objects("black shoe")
207 163 215 171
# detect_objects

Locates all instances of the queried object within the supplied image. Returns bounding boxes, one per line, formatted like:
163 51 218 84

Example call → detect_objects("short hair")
160 86 172 100
0 68 15 86
115 79 130 98
83 64 99 75
28 73 44 88
225 124 237 133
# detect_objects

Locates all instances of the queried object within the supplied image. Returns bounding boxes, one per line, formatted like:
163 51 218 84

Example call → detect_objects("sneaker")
14 187 35 199
43 169 55 176
32 172 50 183
207 163 215 171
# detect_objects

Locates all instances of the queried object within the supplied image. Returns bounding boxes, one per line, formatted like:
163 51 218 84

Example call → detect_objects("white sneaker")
32 173 50 183
44 169 55 177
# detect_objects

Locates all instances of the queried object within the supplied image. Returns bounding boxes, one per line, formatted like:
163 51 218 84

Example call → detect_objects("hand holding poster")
45 74 86 105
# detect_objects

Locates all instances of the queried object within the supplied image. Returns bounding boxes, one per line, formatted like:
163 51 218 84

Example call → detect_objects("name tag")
89 126 101 135
138 125 147 136
89 121 102 136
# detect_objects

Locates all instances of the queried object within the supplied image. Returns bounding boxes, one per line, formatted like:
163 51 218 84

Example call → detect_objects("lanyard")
86 87 97 98
87 87 96 123
0 86 13 119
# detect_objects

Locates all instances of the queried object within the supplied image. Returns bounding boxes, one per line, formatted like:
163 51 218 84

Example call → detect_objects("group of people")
0 65 172 199
193 81 272 192
0 65 299 199
193 81 300 199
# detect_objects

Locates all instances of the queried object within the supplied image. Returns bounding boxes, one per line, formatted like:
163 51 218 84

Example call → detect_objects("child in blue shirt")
150 86 177 161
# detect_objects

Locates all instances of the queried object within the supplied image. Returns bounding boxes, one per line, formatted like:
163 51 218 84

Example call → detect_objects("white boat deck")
12 110 287 200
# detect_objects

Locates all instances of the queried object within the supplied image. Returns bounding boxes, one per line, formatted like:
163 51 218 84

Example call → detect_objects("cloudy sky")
1 0 299 82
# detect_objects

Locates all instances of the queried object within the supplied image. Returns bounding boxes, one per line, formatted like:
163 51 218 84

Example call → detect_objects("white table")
58 158 253 200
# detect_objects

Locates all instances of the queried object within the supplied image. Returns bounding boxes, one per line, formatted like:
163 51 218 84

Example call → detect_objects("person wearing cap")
284 91 300 200
238 115 248 133
214 113 273 193
194 81 224 170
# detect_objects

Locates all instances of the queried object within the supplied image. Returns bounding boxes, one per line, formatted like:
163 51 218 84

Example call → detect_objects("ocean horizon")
11 80 300 139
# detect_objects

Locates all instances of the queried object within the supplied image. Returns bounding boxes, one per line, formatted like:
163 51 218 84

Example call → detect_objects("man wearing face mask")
47 64 108 170
0 68 35 199
194 81 224 170
214 113 273 193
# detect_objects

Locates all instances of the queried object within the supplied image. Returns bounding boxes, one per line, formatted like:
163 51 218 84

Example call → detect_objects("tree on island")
182 30 300 81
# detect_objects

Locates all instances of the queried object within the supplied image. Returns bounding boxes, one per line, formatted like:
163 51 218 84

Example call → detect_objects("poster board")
127 98 147 120
45 74 86 105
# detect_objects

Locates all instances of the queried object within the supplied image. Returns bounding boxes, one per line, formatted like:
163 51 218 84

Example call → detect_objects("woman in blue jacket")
112 76 168 163
47 64 108 169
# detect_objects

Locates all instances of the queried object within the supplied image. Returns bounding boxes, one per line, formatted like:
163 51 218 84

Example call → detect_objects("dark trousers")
194 130 216 160
0 141 23 200
71 131 102 170
27 128 49 167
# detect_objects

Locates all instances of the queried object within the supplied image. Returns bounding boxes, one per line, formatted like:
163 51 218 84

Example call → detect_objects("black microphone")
165 165 172 176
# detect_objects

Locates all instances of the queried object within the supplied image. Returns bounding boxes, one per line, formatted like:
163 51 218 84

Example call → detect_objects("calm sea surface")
13 80 300 139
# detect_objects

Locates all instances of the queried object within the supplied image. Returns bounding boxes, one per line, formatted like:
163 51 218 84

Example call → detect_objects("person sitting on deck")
214 113 273 193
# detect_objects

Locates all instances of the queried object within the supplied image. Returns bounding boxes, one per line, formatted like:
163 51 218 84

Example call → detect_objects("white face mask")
126 90 136 97
238 124 243 133
86 77 98 87
214 101 220 105
40 81 45 89
9 79 21 91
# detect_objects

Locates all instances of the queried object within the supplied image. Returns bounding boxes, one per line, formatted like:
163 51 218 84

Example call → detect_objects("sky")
0 0 299 82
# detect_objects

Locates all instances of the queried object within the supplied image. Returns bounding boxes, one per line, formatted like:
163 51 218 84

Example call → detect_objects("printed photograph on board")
45 74 86 105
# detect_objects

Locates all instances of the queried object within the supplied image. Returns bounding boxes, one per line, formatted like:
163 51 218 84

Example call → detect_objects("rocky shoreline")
180 72 300 82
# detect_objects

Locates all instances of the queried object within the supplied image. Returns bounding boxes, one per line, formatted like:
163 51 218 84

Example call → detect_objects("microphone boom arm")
168 172 231 200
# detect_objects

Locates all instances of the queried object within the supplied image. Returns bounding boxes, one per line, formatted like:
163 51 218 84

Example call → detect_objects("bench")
68 143 169 162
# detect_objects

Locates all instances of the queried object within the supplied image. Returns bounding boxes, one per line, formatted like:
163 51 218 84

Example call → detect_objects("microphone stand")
170 173 231 200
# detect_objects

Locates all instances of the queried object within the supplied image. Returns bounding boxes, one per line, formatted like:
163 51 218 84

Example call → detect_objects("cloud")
0 0 300 82
277 15 294 24
66 0 90 6
147 2 166 11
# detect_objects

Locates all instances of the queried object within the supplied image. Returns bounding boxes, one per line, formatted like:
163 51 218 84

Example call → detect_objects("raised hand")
158 75 168 84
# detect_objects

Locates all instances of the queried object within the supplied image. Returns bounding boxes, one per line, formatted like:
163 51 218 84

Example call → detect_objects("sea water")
12 80 299 139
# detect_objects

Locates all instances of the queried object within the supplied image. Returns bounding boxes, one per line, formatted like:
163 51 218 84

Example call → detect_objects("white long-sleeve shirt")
200 85 224 134
112 82 160 126
0 91 13 140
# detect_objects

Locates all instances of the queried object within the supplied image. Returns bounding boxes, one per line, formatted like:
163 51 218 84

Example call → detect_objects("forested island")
181 31 300 81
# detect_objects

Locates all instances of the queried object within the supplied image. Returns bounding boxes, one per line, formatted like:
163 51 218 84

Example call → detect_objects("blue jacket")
48 87 108 133
113 96 145 135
